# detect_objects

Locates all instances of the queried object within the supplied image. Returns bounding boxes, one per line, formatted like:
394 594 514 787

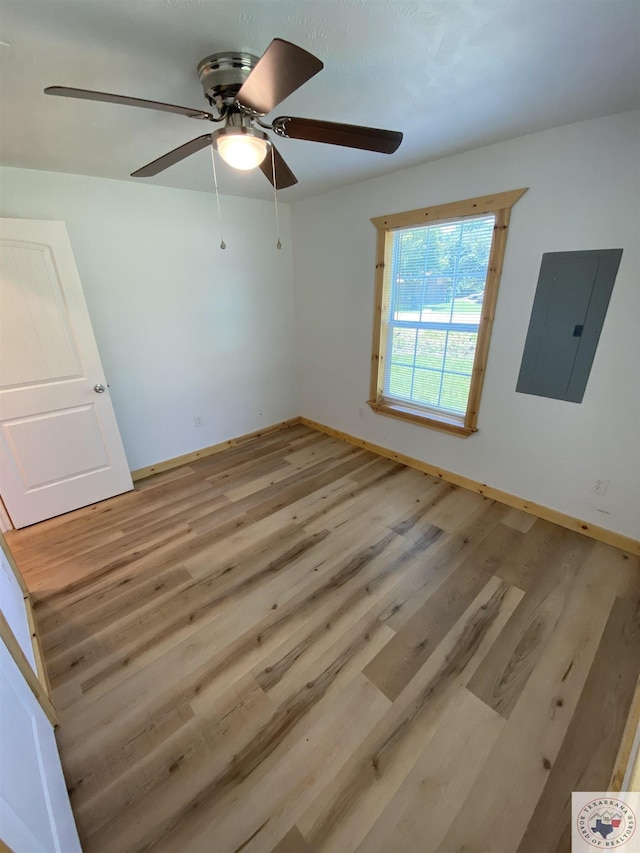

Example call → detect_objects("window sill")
367 400 476 437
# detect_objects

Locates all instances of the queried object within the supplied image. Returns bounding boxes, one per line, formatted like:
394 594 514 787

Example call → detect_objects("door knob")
94 384 106 393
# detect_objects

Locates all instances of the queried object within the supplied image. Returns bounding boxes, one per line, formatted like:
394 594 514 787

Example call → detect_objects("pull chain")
271 146 282 250
210 146 226 250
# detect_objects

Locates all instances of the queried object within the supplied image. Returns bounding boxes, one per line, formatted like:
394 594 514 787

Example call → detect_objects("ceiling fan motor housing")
197 52 259 112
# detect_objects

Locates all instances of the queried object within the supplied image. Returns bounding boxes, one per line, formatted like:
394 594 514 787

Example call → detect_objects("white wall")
290 111 640 540
0 167 297 470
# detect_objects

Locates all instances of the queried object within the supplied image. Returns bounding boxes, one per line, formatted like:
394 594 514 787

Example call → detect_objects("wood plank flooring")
7 424 640 853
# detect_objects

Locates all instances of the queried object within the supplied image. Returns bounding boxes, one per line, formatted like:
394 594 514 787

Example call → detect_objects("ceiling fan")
44 38 403 190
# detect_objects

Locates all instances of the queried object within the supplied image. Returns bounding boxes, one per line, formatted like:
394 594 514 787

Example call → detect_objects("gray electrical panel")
516 249 622 403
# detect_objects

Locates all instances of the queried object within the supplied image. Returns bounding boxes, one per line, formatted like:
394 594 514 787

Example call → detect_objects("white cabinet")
0 547 35 670
0 642 82 852
0 537 81 852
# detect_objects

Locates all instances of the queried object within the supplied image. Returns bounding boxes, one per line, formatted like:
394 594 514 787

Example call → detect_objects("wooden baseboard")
24 590 53 702
299 416 640 556
130 418 302 482
610 674 640 791
130 414 638 555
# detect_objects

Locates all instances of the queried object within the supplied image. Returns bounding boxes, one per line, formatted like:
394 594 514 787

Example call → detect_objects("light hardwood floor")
7 424 640 853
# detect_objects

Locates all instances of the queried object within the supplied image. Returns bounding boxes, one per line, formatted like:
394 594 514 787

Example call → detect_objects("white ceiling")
0 0 638 202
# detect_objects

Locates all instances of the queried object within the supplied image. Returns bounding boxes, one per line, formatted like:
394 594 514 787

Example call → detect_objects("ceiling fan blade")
44 86 215 120
235 38 323 115
274 116 403 154
131 134 213 177
260 144 298 189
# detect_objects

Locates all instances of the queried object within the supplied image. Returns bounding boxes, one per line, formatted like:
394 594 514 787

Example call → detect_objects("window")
369 189 527 436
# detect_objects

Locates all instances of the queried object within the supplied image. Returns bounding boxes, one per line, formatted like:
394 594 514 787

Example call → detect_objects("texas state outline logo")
572 793 638 849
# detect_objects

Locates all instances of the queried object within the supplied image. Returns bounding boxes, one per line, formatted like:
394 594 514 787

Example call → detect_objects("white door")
0 640 82 853
0 218 133 529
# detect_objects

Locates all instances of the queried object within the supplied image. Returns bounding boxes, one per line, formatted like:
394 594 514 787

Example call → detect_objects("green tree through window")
386 215 495 415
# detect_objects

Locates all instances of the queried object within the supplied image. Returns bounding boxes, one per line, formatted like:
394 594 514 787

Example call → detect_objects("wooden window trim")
369 188 528 436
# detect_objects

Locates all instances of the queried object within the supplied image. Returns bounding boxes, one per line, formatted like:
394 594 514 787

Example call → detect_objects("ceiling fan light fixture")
213 127 269 171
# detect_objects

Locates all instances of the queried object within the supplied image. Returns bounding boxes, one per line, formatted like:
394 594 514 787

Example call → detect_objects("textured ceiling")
0 0 638 201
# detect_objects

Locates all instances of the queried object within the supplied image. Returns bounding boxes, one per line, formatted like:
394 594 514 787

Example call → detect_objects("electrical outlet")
194 415 203 428
358 406 365 419
592 478 609 496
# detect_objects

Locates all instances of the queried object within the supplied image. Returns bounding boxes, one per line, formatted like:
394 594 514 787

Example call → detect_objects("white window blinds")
383 214 495 416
